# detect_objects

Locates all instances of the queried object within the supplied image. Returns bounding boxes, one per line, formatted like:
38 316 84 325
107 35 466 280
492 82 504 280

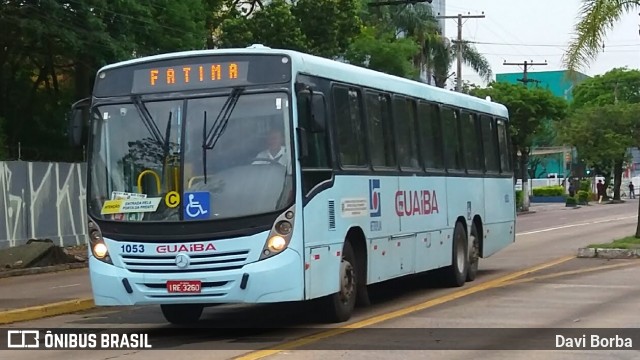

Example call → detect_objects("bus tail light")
260 205 295 260
89 220 113 264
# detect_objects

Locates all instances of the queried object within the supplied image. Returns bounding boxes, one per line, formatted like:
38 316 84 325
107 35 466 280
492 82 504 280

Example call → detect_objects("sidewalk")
0 267 92 312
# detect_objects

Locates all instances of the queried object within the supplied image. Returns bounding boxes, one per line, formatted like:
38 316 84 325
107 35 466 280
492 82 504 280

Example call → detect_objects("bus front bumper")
89 248 304 306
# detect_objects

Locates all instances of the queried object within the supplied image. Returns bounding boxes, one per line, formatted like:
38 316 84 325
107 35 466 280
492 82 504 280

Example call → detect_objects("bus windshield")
88 92 293 222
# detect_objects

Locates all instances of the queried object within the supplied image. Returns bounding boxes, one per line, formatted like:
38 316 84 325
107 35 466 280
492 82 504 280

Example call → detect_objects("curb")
517 210 537 216
0 298 95 325
0 262 87 279
577 248 640 259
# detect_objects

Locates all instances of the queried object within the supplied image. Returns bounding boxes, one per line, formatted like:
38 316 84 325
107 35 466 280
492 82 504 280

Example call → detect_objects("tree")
563 68 640 200
471 82 568 211
572 68 640 107
388 3 441 81
0 0 207 161
218 0 308 51
558 103 640 201
563 0 640 74
217 0 363 59
431 40 492 89
344 26 419 78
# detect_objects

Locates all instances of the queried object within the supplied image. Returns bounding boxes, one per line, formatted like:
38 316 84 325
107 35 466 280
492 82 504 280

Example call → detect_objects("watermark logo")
7 330 40 348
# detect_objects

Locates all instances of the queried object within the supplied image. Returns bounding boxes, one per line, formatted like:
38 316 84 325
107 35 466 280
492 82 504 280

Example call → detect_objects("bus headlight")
93 242 108 258
260 205 295 260
88 220 112 264
267 236 287 252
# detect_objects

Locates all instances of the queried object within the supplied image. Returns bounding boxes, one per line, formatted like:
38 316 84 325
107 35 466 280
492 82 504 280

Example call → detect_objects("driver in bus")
253 128 290 171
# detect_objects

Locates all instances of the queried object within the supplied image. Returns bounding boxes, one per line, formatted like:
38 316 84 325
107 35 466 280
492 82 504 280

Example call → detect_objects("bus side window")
297 91 330 169
461 111 482 172
297 90 332 195
333 86 367 168
442 107 464 171
417 101 444 170
481 115 500 173
496 118 512 173
394 96 420 170
366 91 396 168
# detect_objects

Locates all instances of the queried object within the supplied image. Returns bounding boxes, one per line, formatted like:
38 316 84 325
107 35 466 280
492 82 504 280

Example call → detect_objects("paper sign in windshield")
101 198 161 215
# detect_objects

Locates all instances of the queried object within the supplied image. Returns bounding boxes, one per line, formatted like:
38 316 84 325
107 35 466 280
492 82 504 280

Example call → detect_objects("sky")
441 0 640 86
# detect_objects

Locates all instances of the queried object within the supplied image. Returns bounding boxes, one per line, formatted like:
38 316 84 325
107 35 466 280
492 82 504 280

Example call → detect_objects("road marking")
50 283 80 289
233 255 574 360
516 215 635 236
500 261 640 287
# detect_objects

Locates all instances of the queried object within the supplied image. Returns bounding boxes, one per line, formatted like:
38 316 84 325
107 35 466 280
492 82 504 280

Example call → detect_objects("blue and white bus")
68 45 516 324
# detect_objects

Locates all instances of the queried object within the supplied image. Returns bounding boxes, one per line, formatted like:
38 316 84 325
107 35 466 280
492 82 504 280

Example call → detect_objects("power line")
470 41 640 48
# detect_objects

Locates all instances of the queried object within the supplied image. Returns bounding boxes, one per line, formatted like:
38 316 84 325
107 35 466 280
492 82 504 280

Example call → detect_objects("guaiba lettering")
395 190 439 217
156 243 216 253
148 63 240 87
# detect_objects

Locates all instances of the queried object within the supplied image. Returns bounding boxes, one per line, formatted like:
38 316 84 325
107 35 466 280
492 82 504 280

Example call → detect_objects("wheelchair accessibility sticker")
184 192 210 220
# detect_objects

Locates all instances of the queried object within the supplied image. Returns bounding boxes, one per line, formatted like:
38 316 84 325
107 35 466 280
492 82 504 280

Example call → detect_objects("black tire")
160 304 204 325
443 221 469 287
466 222 480 282
323 241 358 323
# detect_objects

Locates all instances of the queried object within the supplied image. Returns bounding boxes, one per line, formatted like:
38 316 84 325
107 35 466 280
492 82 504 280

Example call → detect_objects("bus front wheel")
443 221 469 287
160 304 203 325
323 241 357 323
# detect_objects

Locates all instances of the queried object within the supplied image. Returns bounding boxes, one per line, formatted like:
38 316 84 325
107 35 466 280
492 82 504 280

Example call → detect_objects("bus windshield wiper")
201 87 244 184
132 95 174 193
132 95 164 147
161 112 172 182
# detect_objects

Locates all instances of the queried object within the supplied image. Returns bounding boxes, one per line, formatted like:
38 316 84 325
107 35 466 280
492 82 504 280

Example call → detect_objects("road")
1 201 639 359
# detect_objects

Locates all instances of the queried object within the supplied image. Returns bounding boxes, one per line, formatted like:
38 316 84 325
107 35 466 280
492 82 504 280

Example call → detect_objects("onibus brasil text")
7 330 151 349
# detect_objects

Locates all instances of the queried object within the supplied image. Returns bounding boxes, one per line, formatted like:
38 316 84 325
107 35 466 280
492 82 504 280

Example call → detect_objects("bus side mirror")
310 95 326 133
295 82 326 134
68 98 90 147
296 127 309 159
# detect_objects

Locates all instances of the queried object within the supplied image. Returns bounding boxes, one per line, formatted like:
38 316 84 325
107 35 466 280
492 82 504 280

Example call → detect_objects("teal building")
496 70 590 101
495 70 591 178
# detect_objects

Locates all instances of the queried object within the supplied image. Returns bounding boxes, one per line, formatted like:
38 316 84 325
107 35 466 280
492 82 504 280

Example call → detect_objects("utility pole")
436 12 486 92
502 60 548 86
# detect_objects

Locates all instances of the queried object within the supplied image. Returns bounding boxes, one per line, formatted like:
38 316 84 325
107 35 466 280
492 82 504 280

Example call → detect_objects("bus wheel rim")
456 232 465 271
340 260 355 303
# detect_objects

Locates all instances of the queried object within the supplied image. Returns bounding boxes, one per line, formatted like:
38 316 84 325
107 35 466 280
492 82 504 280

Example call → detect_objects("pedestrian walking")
597 180 605 203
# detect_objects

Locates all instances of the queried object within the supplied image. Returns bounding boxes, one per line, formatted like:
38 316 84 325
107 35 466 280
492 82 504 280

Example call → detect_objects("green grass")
588 236 640 249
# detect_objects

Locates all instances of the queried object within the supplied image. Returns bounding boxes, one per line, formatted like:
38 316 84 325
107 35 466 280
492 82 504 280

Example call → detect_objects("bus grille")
120 250 251 273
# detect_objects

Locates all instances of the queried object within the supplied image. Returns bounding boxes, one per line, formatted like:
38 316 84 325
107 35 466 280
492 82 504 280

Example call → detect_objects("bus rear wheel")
466 222 480 282
160 304 203 325
443 221 469 287
323 241 357 323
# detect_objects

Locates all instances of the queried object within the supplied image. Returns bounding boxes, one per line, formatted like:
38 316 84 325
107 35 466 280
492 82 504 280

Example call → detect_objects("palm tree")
390 4 493 88
431 39 493 88
563 0 640 73
391 4 441 82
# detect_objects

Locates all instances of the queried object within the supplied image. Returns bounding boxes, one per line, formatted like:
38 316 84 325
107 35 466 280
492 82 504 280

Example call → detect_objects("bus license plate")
166 280 201 293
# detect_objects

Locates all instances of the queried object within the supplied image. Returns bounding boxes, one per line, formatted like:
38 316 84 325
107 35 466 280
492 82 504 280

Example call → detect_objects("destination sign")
93 54 292 97
131 61 249 93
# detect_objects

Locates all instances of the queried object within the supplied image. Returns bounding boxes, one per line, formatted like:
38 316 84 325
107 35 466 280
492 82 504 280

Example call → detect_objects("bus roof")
98 45 508 118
